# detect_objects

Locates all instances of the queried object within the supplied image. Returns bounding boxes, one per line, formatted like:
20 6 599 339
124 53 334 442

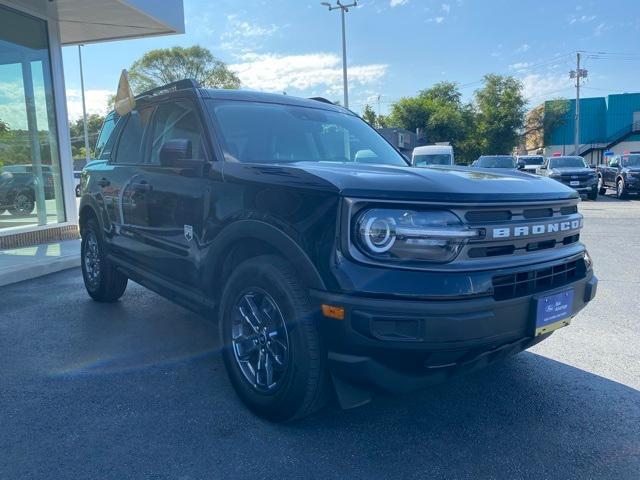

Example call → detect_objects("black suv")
0 164 55 216
79 80 597 421
539 155 598 200
597 154 640 198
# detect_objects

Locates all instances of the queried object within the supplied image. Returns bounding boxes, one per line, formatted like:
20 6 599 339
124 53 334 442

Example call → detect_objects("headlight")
353 208 480 263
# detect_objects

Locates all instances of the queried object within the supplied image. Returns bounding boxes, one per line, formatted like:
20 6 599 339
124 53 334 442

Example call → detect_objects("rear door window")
112 108 153 164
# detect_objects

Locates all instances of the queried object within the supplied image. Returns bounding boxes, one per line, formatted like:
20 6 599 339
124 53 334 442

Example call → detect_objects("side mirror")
159 138 193 167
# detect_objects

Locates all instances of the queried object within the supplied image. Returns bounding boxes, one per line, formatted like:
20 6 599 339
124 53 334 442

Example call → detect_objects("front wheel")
8 192 35 216
616 178 627 199
220 255 329 422
81 217 128 302
587 190 598 201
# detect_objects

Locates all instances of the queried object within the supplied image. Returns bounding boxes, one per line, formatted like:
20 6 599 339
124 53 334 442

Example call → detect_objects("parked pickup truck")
79 80 598 421
538 155 598 200
597 154 640 199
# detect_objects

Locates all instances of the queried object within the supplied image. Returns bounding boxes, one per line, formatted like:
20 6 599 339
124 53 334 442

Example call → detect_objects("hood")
247 162 579 202
551 167 594 175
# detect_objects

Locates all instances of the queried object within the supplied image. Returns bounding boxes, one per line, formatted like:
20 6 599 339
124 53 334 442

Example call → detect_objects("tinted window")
549 157 587 168
207 100 407 166
112 108 153 164
95 112 120 160
149 100 207 165
414 154 451 166
520 156 544 165
476 156 516 168
622 155 640 167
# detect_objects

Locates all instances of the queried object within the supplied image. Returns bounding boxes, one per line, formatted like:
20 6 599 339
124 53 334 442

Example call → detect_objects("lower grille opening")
492 259 586 301
468 245 515 258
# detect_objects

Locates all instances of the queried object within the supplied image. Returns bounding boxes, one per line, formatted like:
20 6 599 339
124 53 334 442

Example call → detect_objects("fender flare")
78 195 105 234
202 219 327 296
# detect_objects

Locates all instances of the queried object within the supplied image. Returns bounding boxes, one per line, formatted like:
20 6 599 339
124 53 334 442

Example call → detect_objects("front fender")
202 219 326 297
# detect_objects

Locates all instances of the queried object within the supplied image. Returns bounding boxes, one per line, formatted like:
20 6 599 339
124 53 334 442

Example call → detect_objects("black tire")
8 191 35 216
0 207 6 215
597 176 607 195
219 255 329 422
616 178 627 199
75 184 81 197
587 191 597 201
81 217 128 302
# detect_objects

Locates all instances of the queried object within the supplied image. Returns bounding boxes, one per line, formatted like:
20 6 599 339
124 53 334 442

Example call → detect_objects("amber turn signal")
321 304 345 320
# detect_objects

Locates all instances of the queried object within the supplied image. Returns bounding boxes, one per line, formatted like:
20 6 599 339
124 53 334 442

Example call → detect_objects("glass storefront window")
0 5 65 230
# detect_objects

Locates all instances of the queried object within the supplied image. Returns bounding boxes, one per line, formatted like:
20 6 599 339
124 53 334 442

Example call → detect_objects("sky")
60 0 640 120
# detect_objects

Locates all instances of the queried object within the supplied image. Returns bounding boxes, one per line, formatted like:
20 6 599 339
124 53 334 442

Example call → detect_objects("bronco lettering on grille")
491 219 582 239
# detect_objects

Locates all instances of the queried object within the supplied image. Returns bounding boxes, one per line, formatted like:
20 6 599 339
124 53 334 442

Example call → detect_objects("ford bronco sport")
79 80 597 421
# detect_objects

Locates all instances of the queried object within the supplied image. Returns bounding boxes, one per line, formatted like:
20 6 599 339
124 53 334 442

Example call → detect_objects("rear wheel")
220 255 329 422
8 192 35 216
597 176 607 195
616 178 627 199
81 217 128 302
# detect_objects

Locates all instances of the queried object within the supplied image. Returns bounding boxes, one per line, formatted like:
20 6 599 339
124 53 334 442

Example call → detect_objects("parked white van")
412 144 454 167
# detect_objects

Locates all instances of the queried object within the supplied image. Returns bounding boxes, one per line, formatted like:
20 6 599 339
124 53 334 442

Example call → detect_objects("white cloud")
516 43 531 53
230 53 388 95
66 89 112 120
509 62 532 73
521 73 572 103
390 0 409 7
441 3 451 14
223 14 278 38
594 22 610 36
427 16 445 23
568 14 596 25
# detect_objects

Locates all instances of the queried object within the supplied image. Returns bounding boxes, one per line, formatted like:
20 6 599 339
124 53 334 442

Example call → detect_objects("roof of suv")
199 88 352 114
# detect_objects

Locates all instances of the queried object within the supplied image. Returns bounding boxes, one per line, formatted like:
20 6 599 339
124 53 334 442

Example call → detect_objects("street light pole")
569 52 588 155
321 1 358 109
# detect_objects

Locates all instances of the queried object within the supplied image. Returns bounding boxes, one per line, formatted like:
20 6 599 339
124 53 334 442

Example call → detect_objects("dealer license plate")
570 181 580 186
535 289 574 336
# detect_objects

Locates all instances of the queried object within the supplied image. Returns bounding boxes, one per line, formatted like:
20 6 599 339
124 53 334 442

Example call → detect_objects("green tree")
69 113 105 159
362 104 378 127
390 82 467 144
128 45 241 94
0 118 8 134
474 74 526 154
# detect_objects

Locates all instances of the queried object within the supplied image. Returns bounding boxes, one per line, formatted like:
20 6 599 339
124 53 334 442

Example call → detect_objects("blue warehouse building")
544 92 640 165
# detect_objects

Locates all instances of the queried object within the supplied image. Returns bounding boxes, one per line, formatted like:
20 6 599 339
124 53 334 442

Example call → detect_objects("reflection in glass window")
0 5 64 229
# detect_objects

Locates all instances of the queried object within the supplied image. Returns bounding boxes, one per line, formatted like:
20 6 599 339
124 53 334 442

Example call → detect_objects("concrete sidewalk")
0 239 80 287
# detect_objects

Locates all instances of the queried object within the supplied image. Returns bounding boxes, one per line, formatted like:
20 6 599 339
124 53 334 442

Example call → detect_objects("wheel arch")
203 220 326 301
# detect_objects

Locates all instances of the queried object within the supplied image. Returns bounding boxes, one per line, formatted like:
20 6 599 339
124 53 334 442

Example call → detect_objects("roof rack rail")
136 79 201 99
309 97 335 105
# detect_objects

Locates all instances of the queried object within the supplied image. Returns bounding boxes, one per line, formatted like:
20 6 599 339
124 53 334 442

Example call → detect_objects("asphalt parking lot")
1 194 639 480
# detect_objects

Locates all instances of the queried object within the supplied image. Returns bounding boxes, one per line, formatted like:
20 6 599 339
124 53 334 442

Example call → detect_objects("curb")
0 254 80 287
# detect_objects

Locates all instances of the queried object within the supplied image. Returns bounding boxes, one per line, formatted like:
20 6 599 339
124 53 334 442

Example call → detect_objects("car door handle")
97 177 110 187
132 181 153 192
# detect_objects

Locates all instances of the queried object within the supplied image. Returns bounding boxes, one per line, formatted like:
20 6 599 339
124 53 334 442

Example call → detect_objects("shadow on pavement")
1 271 639 479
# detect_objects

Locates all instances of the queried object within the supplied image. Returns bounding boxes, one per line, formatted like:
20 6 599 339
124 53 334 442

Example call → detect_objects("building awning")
5 0 184 45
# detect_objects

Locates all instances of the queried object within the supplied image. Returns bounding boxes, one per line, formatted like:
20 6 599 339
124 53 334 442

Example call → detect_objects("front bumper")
311 270 597 394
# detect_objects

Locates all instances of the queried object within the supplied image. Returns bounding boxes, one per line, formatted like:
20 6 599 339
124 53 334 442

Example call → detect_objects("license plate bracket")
534 289 574 336
570 180 580 186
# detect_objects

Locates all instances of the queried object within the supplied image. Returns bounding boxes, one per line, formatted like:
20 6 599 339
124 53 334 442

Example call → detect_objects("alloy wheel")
83 230 102 288
13 194 33 215
231 289 290 393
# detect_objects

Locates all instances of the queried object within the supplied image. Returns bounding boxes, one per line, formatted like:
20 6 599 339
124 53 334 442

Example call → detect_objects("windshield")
475 156 516 168
520 156 544 165
622 155 640 167
207 100 407 166
549 157 587 168
413 154 452 166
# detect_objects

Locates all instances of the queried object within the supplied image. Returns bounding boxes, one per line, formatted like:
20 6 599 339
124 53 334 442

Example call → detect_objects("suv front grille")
492 258 586 301
454 200 583 261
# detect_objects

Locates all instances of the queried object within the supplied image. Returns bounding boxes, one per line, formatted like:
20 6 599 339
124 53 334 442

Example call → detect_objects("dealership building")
544 93 640 165
0 0 184 249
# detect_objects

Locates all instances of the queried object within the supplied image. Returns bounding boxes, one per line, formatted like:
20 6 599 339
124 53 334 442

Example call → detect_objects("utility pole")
78 45 91 163
321 1 358 109
570 52 588 155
